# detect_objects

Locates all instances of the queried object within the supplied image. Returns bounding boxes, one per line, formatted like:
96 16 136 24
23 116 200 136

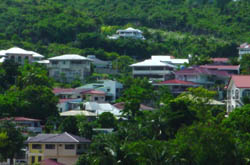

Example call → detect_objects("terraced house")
26 132 91 165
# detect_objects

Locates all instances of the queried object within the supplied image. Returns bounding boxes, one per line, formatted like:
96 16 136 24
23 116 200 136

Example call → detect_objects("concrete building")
48 54 91 83
226 75 250 113
26 132 90 165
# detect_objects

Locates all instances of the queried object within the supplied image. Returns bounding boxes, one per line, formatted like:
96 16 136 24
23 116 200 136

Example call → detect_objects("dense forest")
0 0 249 60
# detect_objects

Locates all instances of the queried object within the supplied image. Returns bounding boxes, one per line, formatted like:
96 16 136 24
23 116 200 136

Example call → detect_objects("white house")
48 54 91 83
238 43 250 60
108 27 145 40
0 47 44 64
130 59 176 81
226 75 250 113
77 80 123 102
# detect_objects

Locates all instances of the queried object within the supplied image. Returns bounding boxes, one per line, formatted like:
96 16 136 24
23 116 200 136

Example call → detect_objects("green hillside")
0 0 249 59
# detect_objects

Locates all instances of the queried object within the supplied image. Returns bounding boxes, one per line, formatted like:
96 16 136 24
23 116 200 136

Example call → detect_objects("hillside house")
48 54 91 83
238 43 250 60
26 132 91 165
108 27 145 40
175 66 230 87
153 79 200 96
226 75 250 113
77 80 123 102
0 117 42 134
0 47 44 64
130 55 188 81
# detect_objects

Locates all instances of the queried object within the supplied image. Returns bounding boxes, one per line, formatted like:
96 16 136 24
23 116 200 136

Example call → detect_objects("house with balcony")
238 43 250 60
0 117 42 134
130 59 177 81
175 66 230 88
26 132 91 165
130 55 189 81
108 27 145 40
226 75 250 113
48 54 91 83
0 47 45 64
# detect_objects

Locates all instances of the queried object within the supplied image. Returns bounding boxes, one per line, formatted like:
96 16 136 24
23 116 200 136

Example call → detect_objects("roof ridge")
64 132 79 142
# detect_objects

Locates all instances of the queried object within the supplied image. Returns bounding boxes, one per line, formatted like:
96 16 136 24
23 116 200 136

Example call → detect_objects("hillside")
0 0 249 59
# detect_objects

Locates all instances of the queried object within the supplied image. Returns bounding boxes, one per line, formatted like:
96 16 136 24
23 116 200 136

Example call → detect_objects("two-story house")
26 132 91 165
48 54 91 83
226 75 250 113
130 55 189 81
0 47 45 64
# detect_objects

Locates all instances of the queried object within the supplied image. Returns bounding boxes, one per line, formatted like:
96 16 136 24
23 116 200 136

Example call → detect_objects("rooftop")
0 117 41 122
5 47 33 55
157 79 199 86
26 132 91 143
175 66 230 77
239 43 250 49
151 56 189 64
231 75 250 88
117 27 142 33
200 65 240 70
48 54 90 61
130 59 177 68
113 102 154 111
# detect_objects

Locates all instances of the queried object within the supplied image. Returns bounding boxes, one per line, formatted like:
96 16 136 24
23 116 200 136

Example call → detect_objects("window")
31 156 35 163
45 144 55 149
32 144 41 149
94 97 98 101
38 156 42 162
62 61 66 64
52 61 58 65
18 56 22 62
235 89 239 99
65 144 75 150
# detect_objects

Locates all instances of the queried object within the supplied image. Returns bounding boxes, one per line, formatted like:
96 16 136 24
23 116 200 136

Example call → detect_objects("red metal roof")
53 88 75 94
239 43 250 49
0 117 41 121
200 65 240 70
175 67 230 77
211 58 229 63
231 75 250 88
83 89 105 95
157 79 198 85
